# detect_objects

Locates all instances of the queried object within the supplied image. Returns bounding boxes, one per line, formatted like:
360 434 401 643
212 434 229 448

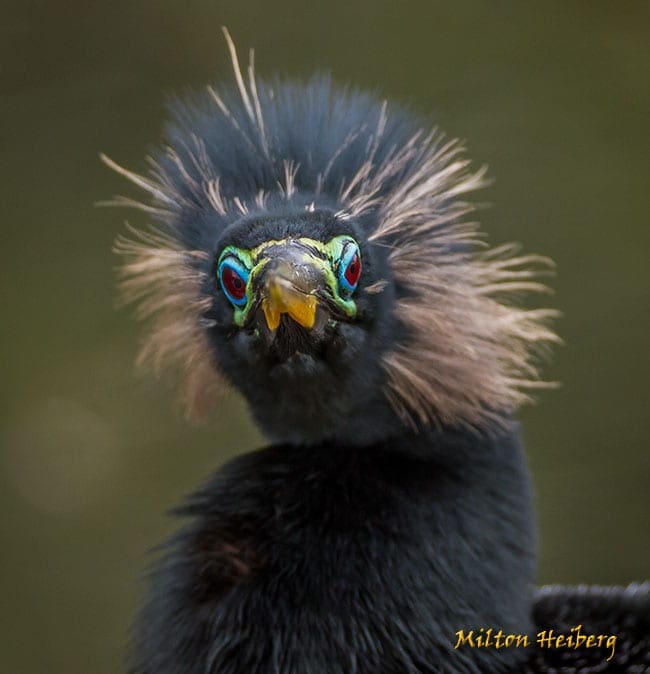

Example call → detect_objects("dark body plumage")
525 584 650 672
108 35 649 674
133 428 535 674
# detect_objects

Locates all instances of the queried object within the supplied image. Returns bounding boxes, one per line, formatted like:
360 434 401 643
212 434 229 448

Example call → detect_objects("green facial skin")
217 235 360 327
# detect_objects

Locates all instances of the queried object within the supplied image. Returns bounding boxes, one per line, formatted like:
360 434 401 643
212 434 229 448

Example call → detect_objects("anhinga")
104 30 649 674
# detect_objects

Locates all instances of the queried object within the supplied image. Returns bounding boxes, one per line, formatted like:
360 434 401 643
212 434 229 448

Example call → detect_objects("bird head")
213 213 365 360
203 207 399 444
104 33 558 445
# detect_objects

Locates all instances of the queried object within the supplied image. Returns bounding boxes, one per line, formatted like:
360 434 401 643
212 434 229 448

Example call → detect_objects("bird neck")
280 423 537 668
248 379 416 446
162 422 537 673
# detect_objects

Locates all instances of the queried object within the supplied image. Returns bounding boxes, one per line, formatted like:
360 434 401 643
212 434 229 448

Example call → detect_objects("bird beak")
254 241 328 332
262 276 318 330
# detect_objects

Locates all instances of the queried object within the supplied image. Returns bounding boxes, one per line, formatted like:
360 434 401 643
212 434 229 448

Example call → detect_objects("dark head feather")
104 29 558 433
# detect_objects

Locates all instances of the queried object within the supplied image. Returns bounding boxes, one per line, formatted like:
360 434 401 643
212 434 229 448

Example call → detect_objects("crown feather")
104 31 559 427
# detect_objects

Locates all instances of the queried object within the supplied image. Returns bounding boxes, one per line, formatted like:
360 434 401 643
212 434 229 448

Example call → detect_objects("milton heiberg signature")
454 625 617 662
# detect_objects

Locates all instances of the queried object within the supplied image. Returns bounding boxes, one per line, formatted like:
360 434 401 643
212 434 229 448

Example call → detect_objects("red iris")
222 265 246 301
344 252 361 287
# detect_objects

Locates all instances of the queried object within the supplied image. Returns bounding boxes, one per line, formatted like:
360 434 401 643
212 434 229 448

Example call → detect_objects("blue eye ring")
337 239 362 295
218 255 250 307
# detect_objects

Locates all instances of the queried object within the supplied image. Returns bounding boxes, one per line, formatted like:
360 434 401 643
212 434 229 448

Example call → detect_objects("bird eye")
337 239 362 295
218 256 250 307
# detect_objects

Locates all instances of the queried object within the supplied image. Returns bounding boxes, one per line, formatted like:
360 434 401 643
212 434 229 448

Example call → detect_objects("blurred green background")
1 2 648 672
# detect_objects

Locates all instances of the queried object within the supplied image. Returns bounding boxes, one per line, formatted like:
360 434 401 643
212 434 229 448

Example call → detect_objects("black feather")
108 37 645 674
524 584 650 672
130 425 536 674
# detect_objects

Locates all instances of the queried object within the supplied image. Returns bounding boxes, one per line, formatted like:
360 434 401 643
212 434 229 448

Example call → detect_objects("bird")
104 29 649 674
